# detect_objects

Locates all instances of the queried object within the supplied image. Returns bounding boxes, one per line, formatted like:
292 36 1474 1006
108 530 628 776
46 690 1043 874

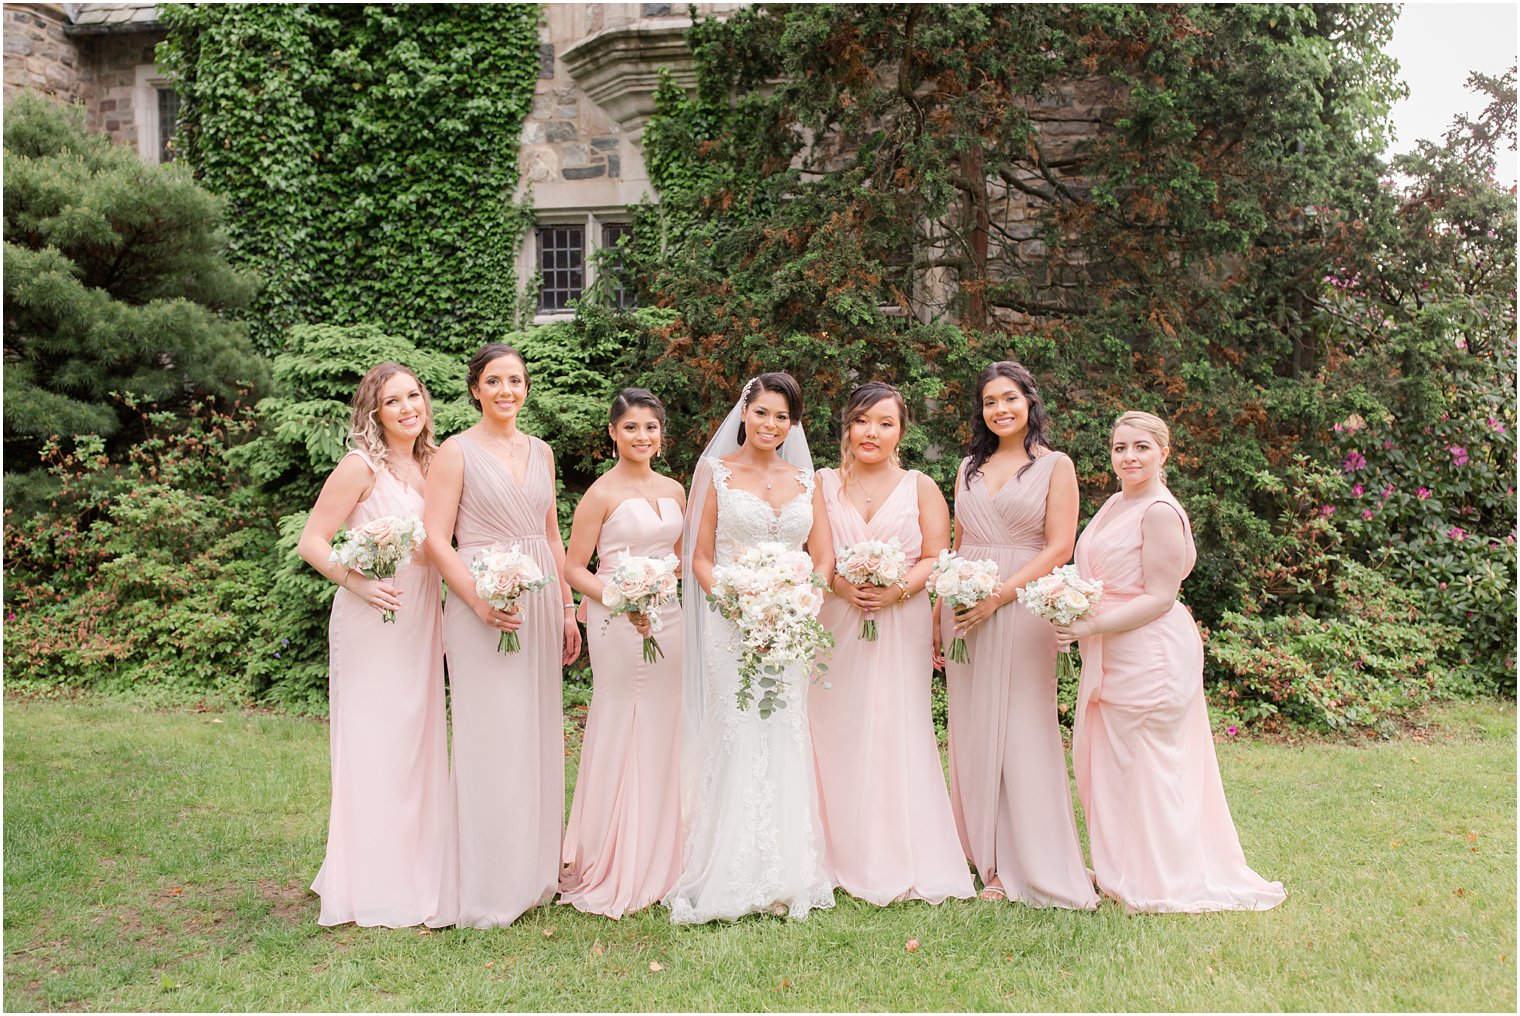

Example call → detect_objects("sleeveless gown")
1072 489 1286 913
312 450 455 927
811 468 974 905
664 462 835 923
560 496 684 918
943 452 1099 909
443 432 564 928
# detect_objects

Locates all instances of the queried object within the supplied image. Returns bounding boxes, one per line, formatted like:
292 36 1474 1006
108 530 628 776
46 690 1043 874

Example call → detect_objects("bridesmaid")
938 361 1098 909
423 342 582 929
559 388 686 918
812 382 975 906
1056 411 1286 913
298 362 454 928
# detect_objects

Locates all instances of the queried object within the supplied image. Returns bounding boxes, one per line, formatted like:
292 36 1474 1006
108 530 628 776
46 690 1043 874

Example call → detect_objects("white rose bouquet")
835 537 910 641
329 515 427 623
601 552 681 664
1016 564 1104 684
925 550 1001 665
469 543 552 654
708 542 834 718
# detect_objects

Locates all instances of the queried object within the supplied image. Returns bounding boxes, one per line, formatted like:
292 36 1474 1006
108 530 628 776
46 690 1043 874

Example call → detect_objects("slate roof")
63 2 163 35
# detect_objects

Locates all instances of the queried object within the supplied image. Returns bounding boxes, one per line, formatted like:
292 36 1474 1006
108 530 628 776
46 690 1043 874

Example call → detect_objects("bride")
664 373 837 923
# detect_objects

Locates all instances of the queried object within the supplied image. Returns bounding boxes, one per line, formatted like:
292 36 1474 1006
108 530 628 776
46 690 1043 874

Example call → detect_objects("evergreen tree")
3 93 266 486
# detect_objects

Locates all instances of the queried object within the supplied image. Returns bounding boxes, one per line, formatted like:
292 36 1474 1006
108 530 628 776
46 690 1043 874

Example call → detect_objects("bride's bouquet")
835 537 909 642
470 543 552 654
601 552 680 664
1016 564 1104 684
329 515 427 623
926 550 1001 664
708 542 834 718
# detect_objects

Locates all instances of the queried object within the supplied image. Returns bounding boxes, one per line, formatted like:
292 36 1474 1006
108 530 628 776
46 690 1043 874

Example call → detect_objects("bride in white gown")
665 373 837 923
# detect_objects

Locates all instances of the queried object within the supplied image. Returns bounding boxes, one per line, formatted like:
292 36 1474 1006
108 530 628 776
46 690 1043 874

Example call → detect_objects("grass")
3 696 1515 1012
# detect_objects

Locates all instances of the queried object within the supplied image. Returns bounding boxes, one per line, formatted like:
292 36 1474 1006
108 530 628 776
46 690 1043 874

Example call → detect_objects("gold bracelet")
896 582 910 604
341 569 352 590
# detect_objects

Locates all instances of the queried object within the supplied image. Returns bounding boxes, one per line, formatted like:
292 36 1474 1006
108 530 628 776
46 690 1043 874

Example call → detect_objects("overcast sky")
1385 2 1517 184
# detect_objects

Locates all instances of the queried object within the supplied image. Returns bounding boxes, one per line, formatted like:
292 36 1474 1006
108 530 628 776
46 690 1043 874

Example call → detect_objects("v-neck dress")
560 496 685 918
943 452 1098 909
1072 489 1286 913
443 432 564 928
312 449 454 927
810 468 975 906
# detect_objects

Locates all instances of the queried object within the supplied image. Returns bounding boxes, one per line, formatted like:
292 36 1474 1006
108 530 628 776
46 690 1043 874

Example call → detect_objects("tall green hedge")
158 4 542 357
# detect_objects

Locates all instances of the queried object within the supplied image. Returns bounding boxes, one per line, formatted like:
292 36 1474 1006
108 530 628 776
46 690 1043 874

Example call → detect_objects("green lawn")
3 696 1514 1012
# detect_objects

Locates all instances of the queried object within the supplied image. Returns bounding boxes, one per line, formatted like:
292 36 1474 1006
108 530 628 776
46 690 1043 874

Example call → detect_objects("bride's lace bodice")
710 460 815 564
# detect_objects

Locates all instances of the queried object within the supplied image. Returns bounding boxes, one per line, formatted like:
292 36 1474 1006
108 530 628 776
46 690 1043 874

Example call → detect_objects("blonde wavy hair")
346 362 438 472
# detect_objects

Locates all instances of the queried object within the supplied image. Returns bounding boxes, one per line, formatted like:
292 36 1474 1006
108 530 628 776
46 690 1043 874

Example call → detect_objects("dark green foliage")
2 93 265 501
158 3 541 357
3 402 280 702
1208 563 1465 732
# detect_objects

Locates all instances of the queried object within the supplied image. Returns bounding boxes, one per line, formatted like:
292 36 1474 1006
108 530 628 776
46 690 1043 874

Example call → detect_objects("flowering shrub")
1325 347 1517 695
1208 563 1465 731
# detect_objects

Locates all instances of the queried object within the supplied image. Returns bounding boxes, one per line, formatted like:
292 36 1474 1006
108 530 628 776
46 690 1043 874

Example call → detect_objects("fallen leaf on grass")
1389 841 1401 849
1467 832 1478 842
649 961 663 973
160 974 175 991
905 939 920 953
1206 966 1215 976
418 928 432 936
1455 888 1466 897
484 962 494 969
590 942 605 957
165 887 184 896
542 927 556 939
776 978 790 989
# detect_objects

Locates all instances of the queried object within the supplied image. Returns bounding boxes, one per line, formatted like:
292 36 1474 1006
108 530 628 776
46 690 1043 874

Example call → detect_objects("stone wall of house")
3 3 88 107
77 29 161 149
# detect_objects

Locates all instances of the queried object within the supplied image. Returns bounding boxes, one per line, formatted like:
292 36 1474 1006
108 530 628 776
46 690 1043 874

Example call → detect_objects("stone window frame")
524 208 634 325
132 63 177 165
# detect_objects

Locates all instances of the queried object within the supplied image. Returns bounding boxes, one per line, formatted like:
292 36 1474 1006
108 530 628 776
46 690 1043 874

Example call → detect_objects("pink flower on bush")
1318 505 1336 517
1382 484 1395 498
1361 509 1374 520
1447 527 1466 541
1417 487 1432 500
1342 450 1366 473
1352 483 1364 496
1488 418 1506 433
1448 445 1469 467
1226 725 1238 737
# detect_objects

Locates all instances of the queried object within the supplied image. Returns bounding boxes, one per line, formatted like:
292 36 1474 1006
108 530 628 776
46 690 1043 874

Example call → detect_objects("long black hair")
610 387 667 427
736 372 804 447
963 360 1053 490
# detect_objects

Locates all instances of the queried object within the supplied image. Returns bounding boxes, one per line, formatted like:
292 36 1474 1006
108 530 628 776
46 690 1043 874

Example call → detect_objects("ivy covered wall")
158 4 542 356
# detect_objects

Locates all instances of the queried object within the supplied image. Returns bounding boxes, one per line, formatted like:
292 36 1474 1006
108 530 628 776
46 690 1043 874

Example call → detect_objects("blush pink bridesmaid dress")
312 450 455 928
443 433 564 928
559 497 684 918
1072 489 1286 914
811 469 975 906
942 452 1098 909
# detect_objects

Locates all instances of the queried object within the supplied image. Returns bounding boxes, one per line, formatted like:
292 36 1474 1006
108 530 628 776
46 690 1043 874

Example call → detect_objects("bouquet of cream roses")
469 543 552 654
709 542 834 718
601 552 680 664
330 515 427 623
925 550 1001 664
835 537 910 642
1016 564 1104 684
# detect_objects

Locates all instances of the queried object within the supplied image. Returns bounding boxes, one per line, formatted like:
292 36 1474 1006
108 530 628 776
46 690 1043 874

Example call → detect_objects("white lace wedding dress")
664 460 836 924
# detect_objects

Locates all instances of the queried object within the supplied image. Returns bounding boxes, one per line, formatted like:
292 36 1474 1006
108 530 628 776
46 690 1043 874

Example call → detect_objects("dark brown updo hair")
736 372 804 447
609 387 667 427
963 360 1053 490
839 381 908 481
465 342 530 411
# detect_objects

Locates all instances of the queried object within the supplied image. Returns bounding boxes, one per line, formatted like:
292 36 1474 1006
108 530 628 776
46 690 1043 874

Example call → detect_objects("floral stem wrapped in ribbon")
1016 564 1104 685
708 541 834 718
926 549 1001 665
601 552 680 664
469 543 551 654
835 537 909 641
330 515 427 623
